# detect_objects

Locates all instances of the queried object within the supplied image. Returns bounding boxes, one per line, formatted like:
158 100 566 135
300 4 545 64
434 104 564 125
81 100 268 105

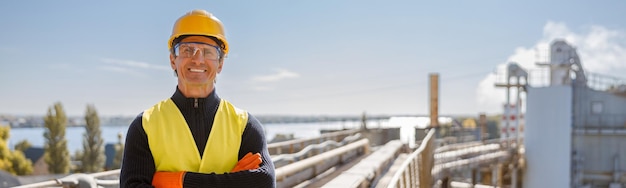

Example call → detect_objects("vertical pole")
479 113 487 141
429 73 439 128
614 154 621 183
497 164 503 187
472 168 477 186
420 134 434 188
505 77 510 148
491 164 497 186
477 168 482 185
511 164 518 188
441 177 449 188
516 77 522 148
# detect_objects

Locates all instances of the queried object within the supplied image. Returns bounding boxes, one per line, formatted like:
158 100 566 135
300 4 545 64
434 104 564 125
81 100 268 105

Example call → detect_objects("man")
120 9 276 188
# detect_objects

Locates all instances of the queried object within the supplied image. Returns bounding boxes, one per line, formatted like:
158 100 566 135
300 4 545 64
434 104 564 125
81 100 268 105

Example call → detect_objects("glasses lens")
201 47 219 60
175 43 220 60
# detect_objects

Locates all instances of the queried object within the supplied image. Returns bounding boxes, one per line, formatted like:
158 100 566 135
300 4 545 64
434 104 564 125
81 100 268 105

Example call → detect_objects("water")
8 121 366 154
8 125 129 154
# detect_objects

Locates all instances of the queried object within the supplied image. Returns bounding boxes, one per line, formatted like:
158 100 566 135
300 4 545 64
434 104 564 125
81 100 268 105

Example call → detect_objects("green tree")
9 150 33 175
14 140 32 152
44 102 70 174
0 126 13 171
80 104 105 173
112 132 124 169
0 125 33 175
72 150 84 173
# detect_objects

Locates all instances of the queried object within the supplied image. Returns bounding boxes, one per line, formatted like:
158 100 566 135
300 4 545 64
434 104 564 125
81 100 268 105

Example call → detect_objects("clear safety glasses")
174 42 222 61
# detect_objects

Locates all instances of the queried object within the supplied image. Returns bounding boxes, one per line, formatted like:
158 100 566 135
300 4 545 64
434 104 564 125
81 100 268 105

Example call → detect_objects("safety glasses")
174 42 222 61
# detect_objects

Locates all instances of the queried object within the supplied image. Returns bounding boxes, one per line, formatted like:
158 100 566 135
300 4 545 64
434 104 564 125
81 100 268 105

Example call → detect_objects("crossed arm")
120 114 276 188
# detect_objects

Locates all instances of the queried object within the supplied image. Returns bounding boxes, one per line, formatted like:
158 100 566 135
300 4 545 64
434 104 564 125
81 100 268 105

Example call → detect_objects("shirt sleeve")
120 113 156 188
182 113 276 188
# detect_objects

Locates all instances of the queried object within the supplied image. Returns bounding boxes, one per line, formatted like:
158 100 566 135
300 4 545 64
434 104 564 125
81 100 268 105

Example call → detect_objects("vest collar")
171 87 220 110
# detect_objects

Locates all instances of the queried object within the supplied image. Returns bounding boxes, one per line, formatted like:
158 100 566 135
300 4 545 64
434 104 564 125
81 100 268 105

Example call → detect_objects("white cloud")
577 26 626 72
251 68 300 83
537 22 626 73
476 21 626 113
100 58 170 71
476 73 504 113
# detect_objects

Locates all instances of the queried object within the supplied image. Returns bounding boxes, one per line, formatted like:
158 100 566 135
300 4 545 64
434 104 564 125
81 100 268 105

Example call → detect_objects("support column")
476 168 482 186
491 165 497 186
479 113 487 141
429 73 439 128
472 168 477 186
497 164 503 187
516 77 522 149
505 79 510 148
441 176 449 188
492 164 503 187
511 164 517 188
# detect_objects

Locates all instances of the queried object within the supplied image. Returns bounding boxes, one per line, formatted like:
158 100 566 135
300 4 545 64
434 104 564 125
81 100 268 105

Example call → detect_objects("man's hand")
231 152 262 172
152 171 185 188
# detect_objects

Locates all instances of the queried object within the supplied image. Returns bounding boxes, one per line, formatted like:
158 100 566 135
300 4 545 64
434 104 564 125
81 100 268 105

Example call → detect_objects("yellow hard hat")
168 10 229 55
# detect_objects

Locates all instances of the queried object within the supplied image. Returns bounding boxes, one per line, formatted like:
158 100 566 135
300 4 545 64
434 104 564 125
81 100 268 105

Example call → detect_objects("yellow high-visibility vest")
142 98 248 174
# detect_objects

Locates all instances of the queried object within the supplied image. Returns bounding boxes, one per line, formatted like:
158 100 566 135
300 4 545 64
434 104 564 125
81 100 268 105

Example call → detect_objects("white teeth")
189 68 206 73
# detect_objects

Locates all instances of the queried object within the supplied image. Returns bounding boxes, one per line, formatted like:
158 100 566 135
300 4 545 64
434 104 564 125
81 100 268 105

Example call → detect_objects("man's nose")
191 48 205 63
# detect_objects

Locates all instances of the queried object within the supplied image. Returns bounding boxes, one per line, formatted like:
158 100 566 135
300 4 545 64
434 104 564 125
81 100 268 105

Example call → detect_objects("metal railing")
434 140 484 153
323 140 404 188
494 66 626 91
386 129 436 188
14 169 120 188
434 143 501 164
275 138 370 188
17 130 362 188
432 150 510 180
585 72 626 92
272 133 362 168
267 129 360 155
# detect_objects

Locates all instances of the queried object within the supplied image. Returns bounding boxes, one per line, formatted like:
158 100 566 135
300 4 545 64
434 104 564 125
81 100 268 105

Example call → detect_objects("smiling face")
170 36 224 98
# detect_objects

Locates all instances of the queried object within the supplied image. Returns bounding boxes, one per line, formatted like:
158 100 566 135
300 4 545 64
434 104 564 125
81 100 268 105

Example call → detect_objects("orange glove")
152 171 186 188
231 152 262 172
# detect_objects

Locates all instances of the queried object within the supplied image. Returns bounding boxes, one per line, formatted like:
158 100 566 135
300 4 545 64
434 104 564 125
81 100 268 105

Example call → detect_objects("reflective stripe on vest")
142 98 248 174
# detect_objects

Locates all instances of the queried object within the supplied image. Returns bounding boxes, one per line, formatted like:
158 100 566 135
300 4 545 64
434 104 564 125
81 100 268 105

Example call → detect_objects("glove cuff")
152 171 186 188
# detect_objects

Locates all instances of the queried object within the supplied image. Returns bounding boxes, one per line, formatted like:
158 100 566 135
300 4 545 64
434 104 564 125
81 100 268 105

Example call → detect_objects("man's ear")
217 60 224 73
170 53 176 70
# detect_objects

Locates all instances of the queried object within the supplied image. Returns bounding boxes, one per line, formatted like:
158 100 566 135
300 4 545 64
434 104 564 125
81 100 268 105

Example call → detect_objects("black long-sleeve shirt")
120 88 276 187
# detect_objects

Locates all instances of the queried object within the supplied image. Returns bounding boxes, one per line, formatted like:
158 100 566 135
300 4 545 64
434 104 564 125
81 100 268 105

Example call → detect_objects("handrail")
434 137 515 153
323 140 404 187
272 133 362 168
434 144 501 164
268 129 360 155
275 138 370 188
17 129 361 188
433 150 509 177
14 169 121 188
434 141 483 153
13 180 58 188
386 128 436 188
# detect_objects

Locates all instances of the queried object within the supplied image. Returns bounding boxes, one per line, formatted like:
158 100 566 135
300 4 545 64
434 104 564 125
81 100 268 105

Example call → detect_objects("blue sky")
1 1 625 117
